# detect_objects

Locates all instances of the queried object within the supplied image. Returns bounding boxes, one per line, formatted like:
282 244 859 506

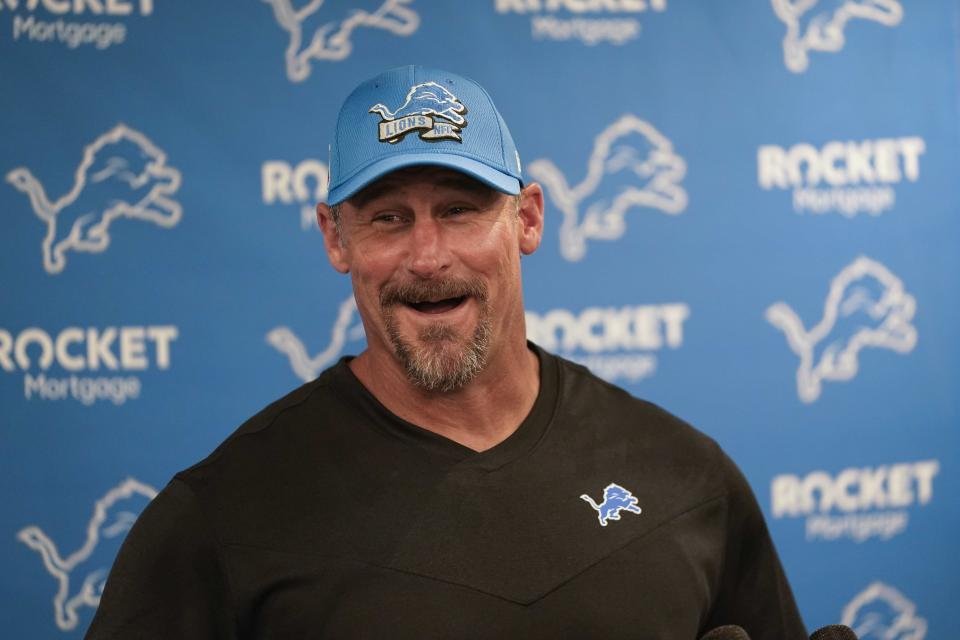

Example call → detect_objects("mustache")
379 277 488 308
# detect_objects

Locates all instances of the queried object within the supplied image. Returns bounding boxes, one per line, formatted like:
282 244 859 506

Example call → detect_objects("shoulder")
541 349 744 506
549 350 723 461
174 363 348 492
163 362 376 547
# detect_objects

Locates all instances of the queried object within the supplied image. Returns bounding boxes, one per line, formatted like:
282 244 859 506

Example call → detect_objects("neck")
349 339 540 452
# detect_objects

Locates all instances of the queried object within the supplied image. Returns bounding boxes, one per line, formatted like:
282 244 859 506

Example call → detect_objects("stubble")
380 278 492 393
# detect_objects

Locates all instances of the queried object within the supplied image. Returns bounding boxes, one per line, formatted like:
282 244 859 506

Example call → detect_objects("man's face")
319 167 543 392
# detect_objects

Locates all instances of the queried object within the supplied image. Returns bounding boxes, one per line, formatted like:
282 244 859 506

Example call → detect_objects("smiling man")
87 66 807 639
317 164 543 453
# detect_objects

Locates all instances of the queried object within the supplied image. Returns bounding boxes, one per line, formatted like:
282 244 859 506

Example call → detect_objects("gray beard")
380 278 491 393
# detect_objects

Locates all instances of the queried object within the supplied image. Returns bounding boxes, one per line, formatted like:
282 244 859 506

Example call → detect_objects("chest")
220 469 729 639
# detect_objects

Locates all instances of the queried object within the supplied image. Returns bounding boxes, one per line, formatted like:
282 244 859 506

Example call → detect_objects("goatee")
380 278 491 393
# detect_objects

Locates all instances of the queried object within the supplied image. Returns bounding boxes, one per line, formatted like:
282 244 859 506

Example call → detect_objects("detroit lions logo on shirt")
580 483 642 527
369 82 467 144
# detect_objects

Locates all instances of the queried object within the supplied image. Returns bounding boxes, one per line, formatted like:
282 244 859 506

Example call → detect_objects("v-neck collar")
327 342 560 472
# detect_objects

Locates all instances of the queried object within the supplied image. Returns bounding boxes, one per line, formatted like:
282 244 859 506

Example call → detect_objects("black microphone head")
810 624 859 640
700 625 751 640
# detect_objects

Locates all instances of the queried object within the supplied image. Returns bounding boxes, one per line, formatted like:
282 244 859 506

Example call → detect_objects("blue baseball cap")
327 65 523 205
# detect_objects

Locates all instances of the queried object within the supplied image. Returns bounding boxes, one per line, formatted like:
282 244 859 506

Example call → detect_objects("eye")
371 212 406 224
444 205 474 217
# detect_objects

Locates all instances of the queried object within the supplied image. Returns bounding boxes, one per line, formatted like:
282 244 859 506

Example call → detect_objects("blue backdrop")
2 1 957 637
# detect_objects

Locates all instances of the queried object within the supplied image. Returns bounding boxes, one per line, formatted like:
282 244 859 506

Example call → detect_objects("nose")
406 217 449 279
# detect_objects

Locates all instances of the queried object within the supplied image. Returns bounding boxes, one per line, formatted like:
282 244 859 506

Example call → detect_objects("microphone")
810 625 858 640
699 623 857 640
700 626 751 640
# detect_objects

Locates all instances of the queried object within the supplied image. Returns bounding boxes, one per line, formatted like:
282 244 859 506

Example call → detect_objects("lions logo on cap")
369 82 467 144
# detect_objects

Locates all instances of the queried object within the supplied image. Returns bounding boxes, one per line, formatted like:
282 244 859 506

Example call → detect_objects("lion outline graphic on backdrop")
267 295 366 382
528 115 687 262
6 124 182 275
263 0 420 82
765 256 916 403
772 0 903 73
18 478 158 631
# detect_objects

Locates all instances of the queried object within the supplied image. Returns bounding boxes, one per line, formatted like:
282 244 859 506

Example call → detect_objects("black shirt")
87 346 807 639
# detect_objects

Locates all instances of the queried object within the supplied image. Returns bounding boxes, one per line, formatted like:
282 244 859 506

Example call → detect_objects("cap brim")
327 153 521 205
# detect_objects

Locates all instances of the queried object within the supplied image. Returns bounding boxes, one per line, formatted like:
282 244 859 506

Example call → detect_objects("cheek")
460 231 522 298
347 248 407 318
349 245 399 284
350 266 384 306
349 271 388 341
462 220 518 264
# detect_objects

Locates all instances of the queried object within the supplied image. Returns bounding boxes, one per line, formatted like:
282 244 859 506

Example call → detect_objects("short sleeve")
84 478 235 639
702 452 808 640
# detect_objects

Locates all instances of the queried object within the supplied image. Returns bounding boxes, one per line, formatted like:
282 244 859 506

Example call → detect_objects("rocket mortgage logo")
2 0 156 51
1 324 178 406
525 301 689 385
262 158 328 231
494 0 668 47
771 459 939 544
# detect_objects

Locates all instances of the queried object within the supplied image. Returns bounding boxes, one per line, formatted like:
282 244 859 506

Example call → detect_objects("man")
87 66 807 639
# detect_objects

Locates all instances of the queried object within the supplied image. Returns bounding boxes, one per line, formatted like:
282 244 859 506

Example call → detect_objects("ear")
316 203 350 274
517 183 544 256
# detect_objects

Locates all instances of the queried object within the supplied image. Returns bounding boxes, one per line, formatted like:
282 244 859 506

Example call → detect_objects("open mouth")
405 296 467 315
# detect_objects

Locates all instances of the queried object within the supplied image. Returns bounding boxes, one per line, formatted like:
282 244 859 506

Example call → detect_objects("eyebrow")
347 182 395 210
434 177 497 198
347 174 496 210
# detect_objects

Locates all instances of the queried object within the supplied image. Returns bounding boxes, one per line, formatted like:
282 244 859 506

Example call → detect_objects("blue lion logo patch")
580 483 642 527
369 81 467 144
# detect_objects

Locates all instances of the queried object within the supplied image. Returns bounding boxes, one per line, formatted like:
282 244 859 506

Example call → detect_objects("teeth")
410 296 459 304
405 296 465 307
